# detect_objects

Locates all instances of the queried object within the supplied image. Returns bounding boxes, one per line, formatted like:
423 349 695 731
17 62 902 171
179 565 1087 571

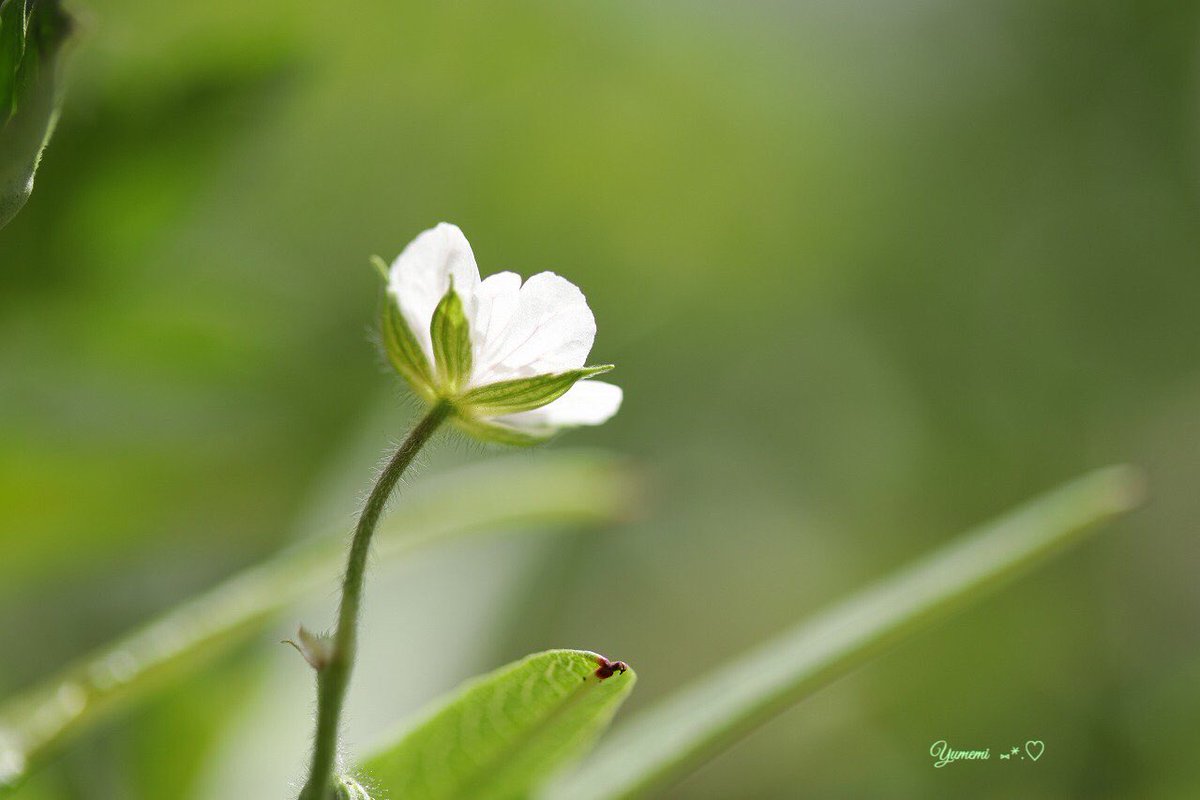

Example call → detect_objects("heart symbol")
1025 740 1044 761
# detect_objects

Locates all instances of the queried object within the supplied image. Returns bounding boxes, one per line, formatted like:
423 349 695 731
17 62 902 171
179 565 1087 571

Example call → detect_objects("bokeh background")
3 1 1199 797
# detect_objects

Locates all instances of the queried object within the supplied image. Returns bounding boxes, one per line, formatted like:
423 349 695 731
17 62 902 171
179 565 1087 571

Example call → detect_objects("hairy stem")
299 401 452 800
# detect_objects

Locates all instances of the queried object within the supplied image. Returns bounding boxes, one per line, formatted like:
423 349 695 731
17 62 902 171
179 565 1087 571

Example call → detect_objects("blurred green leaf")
0 0 27 113
360 649 635 800
0 450 635 794
544 466 1144 799
0 0 71 229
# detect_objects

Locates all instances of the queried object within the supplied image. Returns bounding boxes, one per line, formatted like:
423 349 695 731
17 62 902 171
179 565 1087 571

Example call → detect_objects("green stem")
299 401 452 800
0 449 631 795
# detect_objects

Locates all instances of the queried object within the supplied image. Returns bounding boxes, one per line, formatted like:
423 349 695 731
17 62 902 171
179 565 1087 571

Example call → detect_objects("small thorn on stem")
284 625 334 671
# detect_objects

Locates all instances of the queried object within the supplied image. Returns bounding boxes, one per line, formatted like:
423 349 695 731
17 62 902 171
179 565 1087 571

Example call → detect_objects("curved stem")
299 401 452 800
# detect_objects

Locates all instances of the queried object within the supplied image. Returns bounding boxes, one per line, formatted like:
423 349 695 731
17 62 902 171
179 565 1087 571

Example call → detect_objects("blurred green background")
3 1 1199 797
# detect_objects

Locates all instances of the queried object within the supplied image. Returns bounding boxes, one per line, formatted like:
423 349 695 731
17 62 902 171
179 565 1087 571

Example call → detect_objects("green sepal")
452 414 552 447
430 281 472 393
381 296 434 399
461 365 614 415
368 254 389 282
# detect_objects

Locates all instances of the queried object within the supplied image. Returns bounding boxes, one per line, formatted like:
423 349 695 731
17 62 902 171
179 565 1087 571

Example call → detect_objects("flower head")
379 223 622 444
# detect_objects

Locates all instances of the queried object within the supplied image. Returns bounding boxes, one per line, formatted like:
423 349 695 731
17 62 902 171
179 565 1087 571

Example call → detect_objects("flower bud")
332 775 373 800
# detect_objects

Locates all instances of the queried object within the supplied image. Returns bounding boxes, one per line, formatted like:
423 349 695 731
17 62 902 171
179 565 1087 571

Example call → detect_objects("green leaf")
544 466 1144 800
430 282 472 393
0 0 72 229
0 0 30 117
0 451 635 793
359 649 635 800
381 295 434 399
461 366 615 415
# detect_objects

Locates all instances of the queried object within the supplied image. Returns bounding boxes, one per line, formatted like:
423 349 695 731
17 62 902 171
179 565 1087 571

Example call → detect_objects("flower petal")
467 270 522 369
387 223 481 363
470 272 596 387
494 380 622 431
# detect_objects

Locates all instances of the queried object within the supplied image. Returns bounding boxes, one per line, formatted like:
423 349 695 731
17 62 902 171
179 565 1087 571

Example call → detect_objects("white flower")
380 223 622 443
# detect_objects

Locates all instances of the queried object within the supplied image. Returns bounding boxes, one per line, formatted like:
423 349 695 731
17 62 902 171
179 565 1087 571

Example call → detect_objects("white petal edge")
493 380 623 430
469 271 596 387
387 223 481 364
